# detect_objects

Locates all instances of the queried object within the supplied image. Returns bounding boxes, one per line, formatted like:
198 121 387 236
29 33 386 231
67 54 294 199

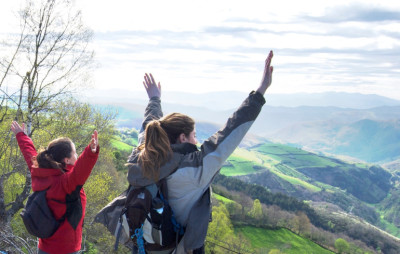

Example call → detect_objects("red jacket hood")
31 165 73 191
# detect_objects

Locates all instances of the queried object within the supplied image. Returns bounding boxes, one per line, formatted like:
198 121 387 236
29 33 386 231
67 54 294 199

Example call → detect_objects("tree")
297 212 311 236
335 238 350 254
206 204 234 254
0 0 93 135
249 198 263 220
0 0 93 227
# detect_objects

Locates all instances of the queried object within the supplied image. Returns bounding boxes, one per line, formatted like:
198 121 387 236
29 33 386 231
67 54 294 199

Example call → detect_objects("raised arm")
174 51 274 188
63 130 99 193
138 73 163 143
11 121 37 170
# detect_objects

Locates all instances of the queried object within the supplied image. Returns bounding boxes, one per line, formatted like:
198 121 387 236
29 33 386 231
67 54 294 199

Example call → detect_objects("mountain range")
86 90 400 164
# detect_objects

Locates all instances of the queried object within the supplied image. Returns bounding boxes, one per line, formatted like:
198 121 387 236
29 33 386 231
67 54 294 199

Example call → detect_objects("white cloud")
1 0 400 100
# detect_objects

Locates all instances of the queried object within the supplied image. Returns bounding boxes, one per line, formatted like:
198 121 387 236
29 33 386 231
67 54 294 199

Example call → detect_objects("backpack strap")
156 179 184 248
49 195 67 223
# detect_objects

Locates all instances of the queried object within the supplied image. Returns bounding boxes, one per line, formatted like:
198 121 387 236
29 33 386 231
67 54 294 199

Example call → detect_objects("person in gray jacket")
95 50 274 254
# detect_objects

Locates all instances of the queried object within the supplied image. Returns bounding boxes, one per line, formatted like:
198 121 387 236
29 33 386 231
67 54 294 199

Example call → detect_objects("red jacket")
16 132 99 254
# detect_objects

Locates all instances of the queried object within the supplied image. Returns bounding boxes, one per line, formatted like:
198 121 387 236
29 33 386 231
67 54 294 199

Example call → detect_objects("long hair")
33 137 74 172
137 113 195 180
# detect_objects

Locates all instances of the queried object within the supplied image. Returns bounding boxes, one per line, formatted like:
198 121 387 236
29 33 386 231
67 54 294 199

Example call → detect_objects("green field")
111 138 133 152
273 171 321 192
214 193 236 205
235 226 334 254
253 143 339 168
220 150 264 176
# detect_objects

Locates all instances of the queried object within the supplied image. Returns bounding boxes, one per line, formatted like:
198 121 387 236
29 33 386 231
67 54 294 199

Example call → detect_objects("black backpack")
20 189 65 238
115 179 184 253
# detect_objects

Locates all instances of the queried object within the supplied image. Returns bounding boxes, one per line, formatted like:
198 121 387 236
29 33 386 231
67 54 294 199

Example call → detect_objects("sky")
1 0 400 100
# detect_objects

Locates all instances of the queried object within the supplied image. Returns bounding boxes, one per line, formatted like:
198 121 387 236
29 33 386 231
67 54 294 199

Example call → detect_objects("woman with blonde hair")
97 50 273 254
129 51 273 253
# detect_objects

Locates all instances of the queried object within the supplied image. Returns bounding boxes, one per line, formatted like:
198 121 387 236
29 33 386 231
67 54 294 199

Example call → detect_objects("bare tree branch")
0 0 94 226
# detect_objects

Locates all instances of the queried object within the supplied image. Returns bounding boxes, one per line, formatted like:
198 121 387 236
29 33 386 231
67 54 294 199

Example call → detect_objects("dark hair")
137 113 195 180
33 137 74 172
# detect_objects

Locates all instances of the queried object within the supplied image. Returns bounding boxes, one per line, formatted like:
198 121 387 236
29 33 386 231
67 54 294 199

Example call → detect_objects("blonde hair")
137 113 195 180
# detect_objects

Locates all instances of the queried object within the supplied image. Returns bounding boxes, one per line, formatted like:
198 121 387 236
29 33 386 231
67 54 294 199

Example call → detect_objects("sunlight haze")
1 0 400 100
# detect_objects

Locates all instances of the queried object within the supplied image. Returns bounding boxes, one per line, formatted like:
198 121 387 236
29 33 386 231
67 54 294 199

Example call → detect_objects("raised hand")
143 73 161 99
256 50 274 95
90 130 98 153
11 121 25 135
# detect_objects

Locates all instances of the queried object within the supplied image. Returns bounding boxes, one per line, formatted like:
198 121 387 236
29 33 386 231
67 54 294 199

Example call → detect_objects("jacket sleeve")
63 145 99 193
15 132 37 171
128 96 163 162
138 96 163 145
176 91 266 189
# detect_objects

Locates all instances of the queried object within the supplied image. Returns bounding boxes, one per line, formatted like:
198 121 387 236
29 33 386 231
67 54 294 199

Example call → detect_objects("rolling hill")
89 91 400 163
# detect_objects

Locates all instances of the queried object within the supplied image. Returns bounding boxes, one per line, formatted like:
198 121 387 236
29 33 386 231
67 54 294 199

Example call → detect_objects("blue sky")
1 0 400 100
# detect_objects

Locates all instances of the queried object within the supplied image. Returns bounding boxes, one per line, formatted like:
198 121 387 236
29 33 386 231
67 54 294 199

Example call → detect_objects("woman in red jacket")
11 121 99 254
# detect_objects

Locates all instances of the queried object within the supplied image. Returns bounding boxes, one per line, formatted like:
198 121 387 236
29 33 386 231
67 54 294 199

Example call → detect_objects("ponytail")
137 113 194 181
138 120 172 180
32 137 74 172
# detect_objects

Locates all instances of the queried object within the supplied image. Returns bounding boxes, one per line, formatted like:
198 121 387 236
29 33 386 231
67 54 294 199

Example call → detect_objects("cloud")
306 4 400 23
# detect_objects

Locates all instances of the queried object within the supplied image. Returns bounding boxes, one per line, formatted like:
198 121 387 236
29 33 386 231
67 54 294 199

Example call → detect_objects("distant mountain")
383 160 400 172
87 90 400 163
272 119 400 163
85 89 400 110
264 92 400 109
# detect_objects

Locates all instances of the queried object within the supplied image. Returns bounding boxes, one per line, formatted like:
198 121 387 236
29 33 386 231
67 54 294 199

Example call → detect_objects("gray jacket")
95 91 265 253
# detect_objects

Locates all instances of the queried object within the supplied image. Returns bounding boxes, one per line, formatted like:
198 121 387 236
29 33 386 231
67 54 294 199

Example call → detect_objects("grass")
253 143 340 168
232 147 263 163
272 171 321 192
111 138 133 152
221 162 259 176
235 226 334 254
221 150 264 176
376 209 400 238
214 193 236 205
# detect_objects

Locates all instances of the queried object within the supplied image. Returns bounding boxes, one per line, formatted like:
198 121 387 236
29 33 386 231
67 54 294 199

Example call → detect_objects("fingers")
144 73 156 86
91 130 98 153
149 73 156 85
256 50 274 95
11 121 24 134
143 73 161 98
265 50 273 68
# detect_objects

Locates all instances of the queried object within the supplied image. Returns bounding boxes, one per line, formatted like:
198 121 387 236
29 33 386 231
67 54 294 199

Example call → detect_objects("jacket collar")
171 143 198 154
127 143 198 188
31 164 73 177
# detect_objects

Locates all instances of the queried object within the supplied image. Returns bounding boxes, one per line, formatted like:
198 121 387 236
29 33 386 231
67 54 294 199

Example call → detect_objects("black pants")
193 245 204 254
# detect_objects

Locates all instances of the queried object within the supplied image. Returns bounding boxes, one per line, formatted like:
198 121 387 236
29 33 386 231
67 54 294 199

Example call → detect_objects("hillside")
110 128 400 253
234 226 334 254
220 142 400 236
273 118 400 163
225 143 392 203
91 91 400 163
